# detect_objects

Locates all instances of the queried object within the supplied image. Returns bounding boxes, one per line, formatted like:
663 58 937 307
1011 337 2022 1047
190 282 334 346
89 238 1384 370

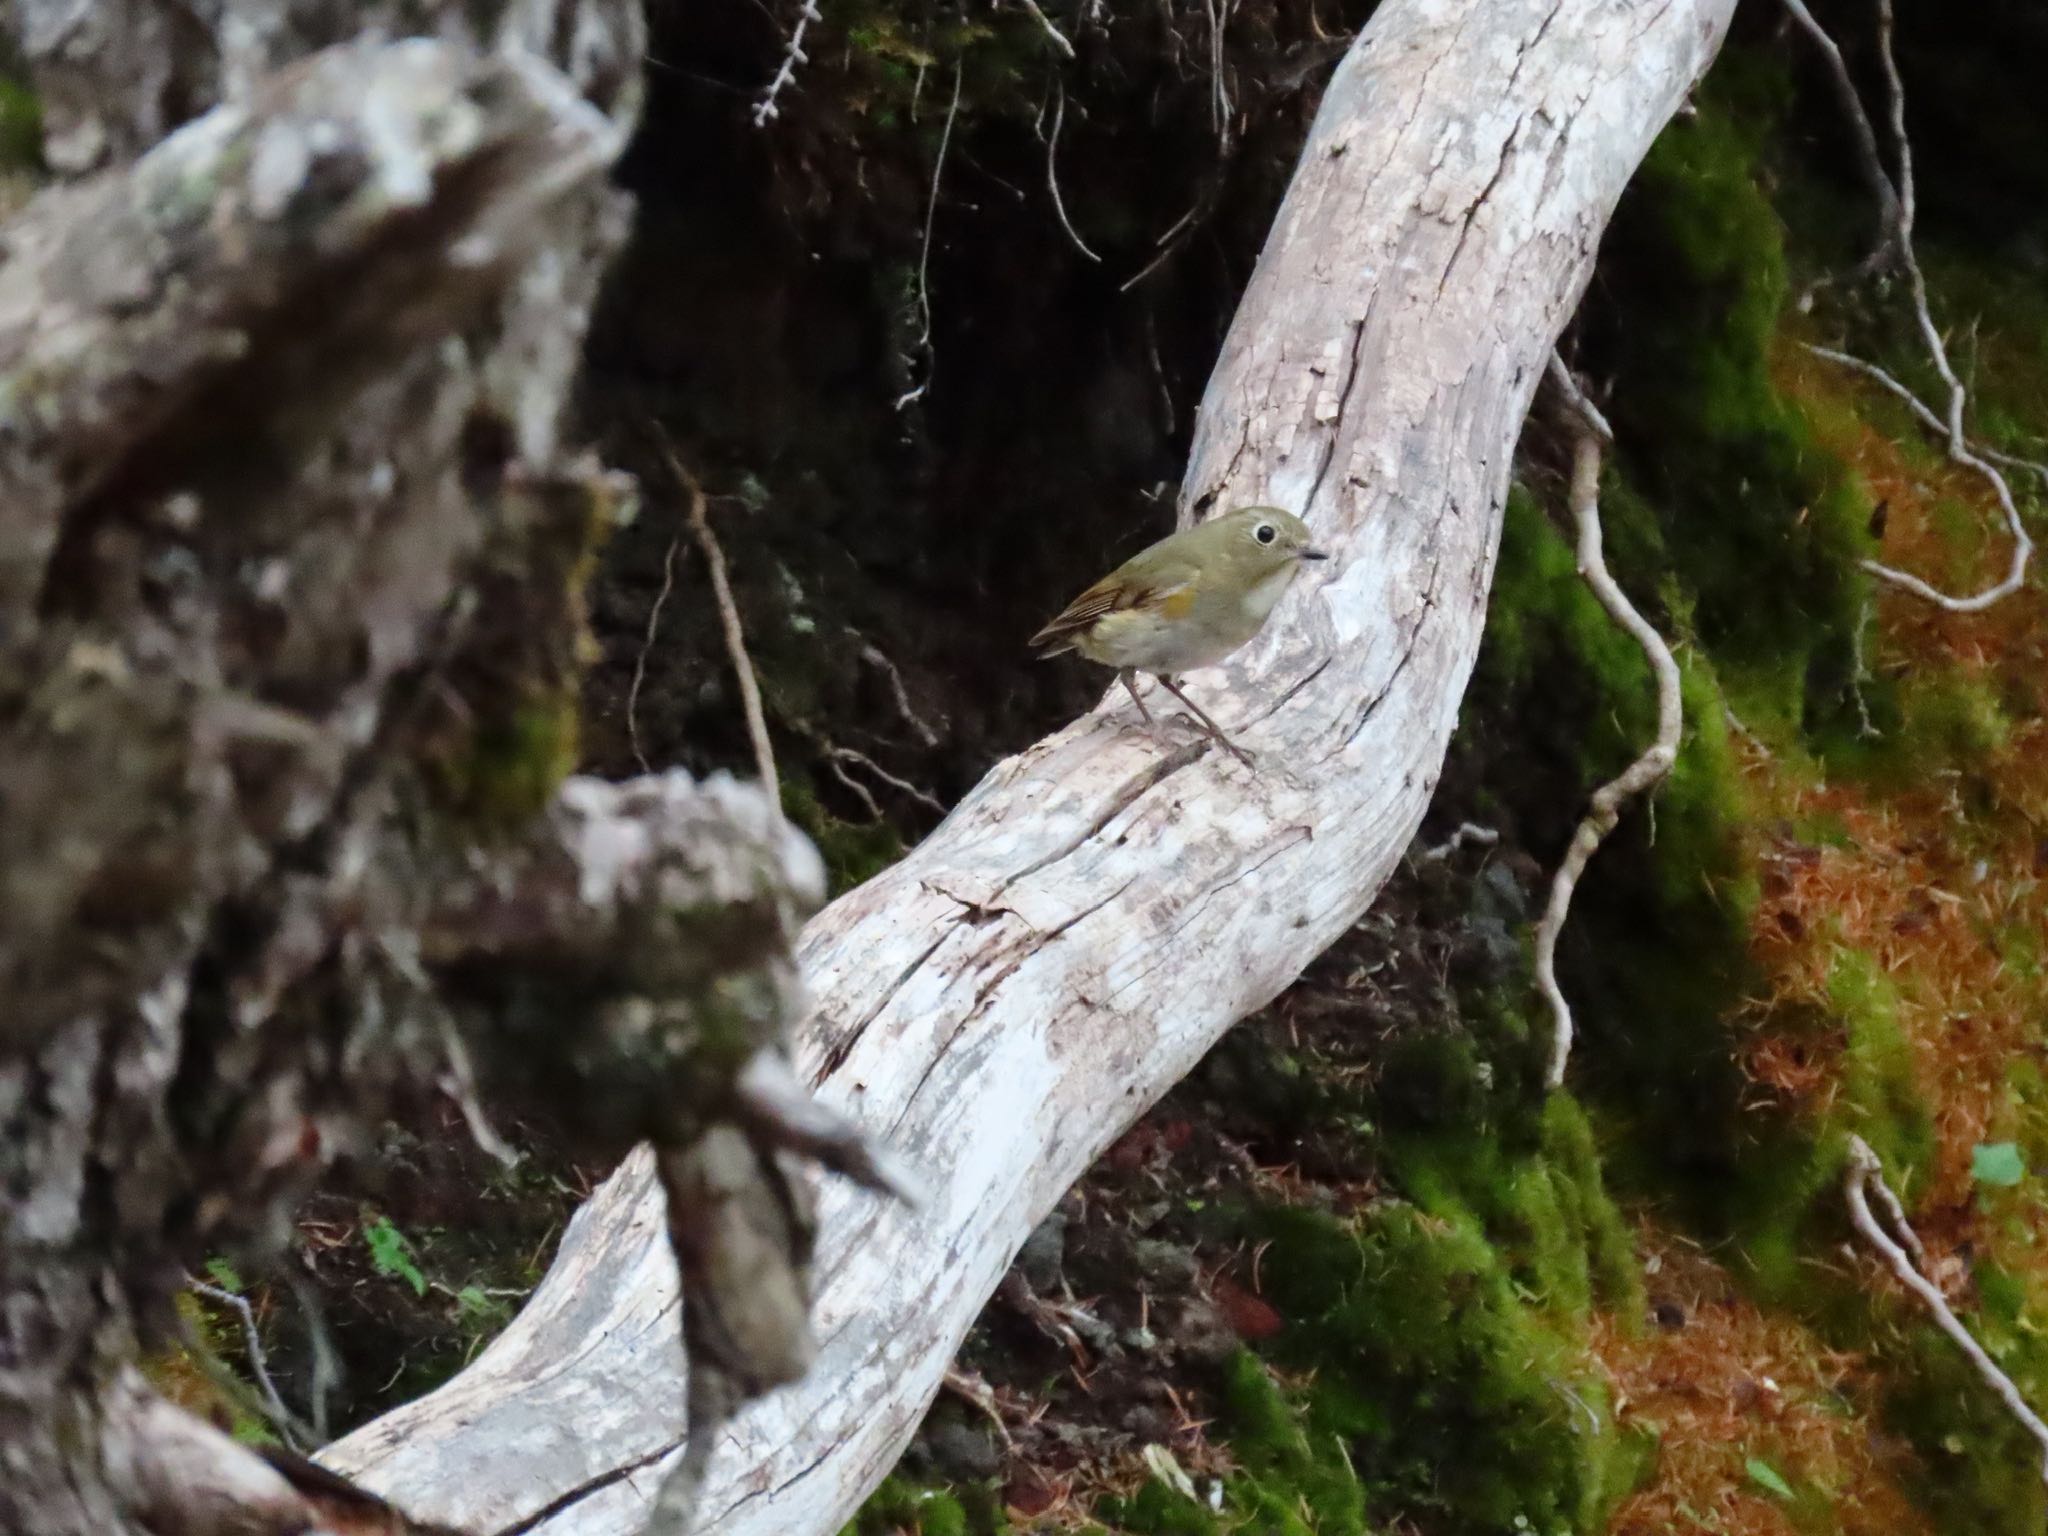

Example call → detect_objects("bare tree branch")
1789 0 2037 613
1844 1136 2048 1482
185 1279 318 1452
753 0 824 126
1046 81 1102 262
897 63 963 412
629 524 687 775
1016 0 1076 58
1536 355 1684 1091
1416 821 1500 865
661 447 781 804
1808 344 2036 613
1776 0 1903 269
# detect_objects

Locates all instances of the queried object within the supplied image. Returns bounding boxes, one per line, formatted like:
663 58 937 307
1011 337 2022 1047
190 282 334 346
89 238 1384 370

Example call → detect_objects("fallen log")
326 0 1738 1528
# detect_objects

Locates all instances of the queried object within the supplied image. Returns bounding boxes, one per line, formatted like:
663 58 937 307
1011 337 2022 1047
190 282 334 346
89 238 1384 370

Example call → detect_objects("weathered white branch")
1776 0 1902 267
1844 1136 2048 1481
1016 0 1076 59
1790 0 2036 613
1046 82 1102 263
326 2 1737 1530
1807 343 2036 614
1535 357 1684 1091
751 0 822 127
1417 821 1500 865
896 62 962 412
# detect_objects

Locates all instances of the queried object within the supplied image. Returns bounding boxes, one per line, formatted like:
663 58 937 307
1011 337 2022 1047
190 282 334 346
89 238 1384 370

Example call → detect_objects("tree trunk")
0 5 864 1532
325 0 1737 1531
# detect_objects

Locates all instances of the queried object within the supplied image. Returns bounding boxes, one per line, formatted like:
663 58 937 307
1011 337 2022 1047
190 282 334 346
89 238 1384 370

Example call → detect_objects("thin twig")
942 1365 1016 1447
628 521 686 774
437 1014 520 1169
1776 0 1903 269
1723 702 1772 758
1844 1136 2048 1482
1983 444 2048 490
1787 0 2036 613
996 1271 1097 1369
659 444 780 803
1546 354 1614 444
824 754 884 820
1046 81 1101 262
1416 822 1500 865
1143 304 1175 436
1537 357 1684 1091
752 0 823 126
1807 344 2035 612
1015 0 1075 57
1119 195 1211 293
1872 0 1913 239
825 743 948 816
1848 594 1879 738
285 1269 341 1441
898 62 963 412
858 642 942 746
1203 0 1233 151
186 1278 316 1451
1861 1149 1928 1274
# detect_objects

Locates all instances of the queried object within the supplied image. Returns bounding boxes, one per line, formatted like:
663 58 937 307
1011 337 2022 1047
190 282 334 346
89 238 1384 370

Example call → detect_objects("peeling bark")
326 0 1738 1531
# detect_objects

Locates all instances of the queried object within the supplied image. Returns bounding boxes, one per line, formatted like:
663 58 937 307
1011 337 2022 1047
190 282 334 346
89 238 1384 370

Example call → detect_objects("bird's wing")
1029 556 1196 654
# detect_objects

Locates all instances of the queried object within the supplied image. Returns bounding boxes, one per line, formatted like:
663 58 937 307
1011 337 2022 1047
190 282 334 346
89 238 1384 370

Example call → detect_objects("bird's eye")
1255 523 1277 545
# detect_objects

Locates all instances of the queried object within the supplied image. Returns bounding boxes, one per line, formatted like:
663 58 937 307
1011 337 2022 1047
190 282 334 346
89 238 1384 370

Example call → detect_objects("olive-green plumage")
1030 505 1328 766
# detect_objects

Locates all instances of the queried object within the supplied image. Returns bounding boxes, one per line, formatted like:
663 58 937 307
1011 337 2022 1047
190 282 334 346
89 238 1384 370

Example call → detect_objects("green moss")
1829 949 1936 1188
1151 977 1648 1534
1806 659 2019 791
1449 454 2034 1532
1591 99 1872 737
1884 1323 2048 1536
782 774 907 894
0 77 39 172
843 1476 993 1536
1467 490 1764 1237
1539 1096 1647 1323
1224 1199 1639 1535
431 690 582 830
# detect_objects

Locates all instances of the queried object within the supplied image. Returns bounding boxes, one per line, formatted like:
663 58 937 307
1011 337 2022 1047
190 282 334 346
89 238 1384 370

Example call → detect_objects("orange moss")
1740 348 2048 1219
1593 1226 1932 1536
1777 343 2048 674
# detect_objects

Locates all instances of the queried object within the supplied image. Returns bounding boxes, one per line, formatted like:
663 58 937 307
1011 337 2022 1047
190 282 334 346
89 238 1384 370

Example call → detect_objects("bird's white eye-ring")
1255 522 1277 545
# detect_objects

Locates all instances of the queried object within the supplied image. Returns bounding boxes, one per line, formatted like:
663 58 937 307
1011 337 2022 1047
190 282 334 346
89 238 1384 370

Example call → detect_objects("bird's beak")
1299 546 1331 562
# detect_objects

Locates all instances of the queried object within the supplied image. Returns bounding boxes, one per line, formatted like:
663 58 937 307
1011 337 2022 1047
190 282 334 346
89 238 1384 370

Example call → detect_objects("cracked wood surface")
324 0 1736 1529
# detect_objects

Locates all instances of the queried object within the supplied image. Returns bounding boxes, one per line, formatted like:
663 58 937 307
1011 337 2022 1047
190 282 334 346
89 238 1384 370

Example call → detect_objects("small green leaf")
1973 1142 2027 1188
1745 1457 1793 1500
204 1257 244 1294
363 1215 427 1296
456 1285 491 1318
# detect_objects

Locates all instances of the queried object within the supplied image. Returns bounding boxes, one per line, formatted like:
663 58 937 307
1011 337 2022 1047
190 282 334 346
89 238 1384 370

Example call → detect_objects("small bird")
1029 505 1329 766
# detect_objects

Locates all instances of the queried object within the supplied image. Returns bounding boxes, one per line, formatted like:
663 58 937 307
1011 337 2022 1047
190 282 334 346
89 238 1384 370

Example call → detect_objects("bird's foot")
1163 712 1256 770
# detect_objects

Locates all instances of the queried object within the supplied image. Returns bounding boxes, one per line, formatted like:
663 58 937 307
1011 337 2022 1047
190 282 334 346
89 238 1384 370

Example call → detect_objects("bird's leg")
1158 675 1255 769
1119 669 1156 727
